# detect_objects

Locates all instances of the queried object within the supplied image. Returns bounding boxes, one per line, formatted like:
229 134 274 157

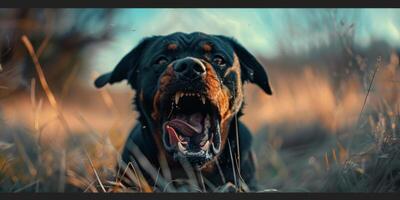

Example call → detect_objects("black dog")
94 32 272 192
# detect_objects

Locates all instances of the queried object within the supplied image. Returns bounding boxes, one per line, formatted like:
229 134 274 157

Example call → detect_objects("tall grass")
0 25 399 192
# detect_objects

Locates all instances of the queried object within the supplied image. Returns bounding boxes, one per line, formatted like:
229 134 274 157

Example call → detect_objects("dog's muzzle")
160 57 222 168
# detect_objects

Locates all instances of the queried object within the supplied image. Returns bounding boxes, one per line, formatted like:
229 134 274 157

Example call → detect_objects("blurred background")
0 8 399 192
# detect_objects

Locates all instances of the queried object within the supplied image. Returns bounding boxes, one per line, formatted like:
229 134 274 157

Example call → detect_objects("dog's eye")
156 56 169 65
212 55 226 67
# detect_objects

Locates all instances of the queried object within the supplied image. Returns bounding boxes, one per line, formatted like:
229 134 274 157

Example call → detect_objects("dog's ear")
218 36 272 95
94 38 152 89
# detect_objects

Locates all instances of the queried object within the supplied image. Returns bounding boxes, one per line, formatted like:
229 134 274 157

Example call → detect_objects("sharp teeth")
201 141 210 150
180 93 184 98
175 92 181 105
178 142 187 153
201 95 206 104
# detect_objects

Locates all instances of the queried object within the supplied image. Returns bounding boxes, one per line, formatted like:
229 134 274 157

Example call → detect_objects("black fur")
95 32 272 191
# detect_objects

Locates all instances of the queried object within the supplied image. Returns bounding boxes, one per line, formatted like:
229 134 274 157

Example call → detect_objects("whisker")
228 140 238 191
215 159 226 183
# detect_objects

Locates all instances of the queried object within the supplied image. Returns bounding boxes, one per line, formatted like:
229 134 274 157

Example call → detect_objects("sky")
81 9 400 77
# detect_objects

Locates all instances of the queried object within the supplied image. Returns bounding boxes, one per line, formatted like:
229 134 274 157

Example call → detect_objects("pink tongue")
167 113 204 137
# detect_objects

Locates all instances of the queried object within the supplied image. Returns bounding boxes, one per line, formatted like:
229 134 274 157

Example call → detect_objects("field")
0 9 399 192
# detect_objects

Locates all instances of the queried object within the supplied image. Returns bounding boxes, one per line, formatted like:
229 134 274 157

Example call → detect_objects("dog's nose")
173 57 206 80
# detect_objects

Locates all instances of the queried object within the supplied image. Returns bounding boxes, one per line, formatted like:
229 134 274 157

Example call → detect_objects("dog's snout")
173 57 206 80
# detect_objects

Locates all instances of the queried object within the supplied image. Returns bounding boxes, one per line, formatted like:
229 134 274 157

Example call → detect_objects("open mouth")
161 91 222 167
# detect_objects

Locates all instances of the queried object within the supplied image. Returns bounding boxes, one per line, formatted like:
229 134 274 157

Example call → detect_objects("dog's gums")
161 91 221 167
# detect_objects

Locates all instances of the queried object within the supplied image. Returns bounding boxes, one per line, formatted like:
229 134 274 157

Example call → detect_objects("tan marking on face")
202 43 212 52
223 54 240 79
203 53 244 151
151 91 162 122
167 43 178 51
223 54 244 114
151 64 175 122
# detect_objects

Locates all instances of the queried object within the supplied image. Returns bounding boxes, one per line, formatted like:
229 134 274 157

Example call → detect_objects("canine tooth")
212 124 222 154
201 141 210 150
201 95 206 104
175 92 180 105
178 142 186 153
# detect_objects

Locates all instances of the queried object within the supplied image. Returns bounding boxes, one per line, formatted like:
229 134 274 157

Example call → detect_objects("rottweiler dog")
94 32 272 192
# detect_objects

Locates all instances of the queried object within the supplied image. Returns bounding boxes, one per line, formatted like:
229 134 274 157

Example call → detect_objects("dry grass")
0 28 400 192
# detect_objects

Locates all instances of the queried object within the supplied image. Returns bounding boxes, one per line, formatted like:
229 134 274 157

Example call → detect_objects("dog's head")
95 32 272 168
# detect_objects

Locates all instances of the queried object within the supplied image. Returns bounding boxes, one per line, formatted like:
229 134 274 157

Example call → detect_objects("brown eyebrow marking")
202 43 212 52
167 43 178 50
